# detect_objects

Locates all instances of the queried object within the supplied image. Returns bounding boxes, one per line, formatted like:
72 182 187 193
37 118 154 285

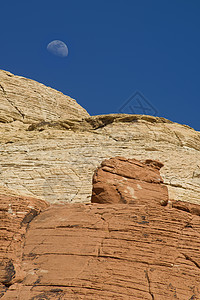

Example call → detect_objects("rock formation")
0 189 48 296
0 70 89 124
92 156 168 205
1 112 200 205
2 198 200 299
0 70 200 299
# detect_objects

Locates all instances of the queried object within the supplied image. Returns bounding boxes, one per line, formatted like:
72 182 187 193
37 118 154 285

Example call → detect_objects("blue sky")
1 0 200 130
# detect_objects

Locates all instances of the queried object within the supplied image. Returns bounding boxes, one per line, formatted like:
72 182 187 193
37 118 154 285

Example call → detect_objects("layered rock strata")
92 156 168 205
0 69 200 299
1 157 200 299
0 190 48 296
2 201 200 299
0 114 200 204
0 70 89 123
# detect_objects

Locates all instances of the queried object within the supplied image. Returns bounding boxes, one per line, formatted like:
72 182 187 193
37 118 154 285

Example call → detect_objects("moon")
47 40 68 57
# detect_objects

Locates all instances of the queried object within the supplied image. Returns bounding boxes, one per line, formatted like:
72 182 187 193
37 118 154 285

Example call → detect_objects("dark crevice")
0 286 9 299
144 269 154 300
21 209 39 224
3 260 15 285
182 253 200 269
174 205 190 213
0 260 15 298
173 202 200 217
0 83 25 119
116 187 127 204
2 282 12 288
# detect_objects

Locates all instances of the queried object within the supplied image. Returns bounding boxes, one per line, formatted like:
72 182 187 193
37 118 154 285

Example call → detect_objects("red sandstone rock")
1 158 200 299
2 201 200 300
91 156 169 205
0 192 48 292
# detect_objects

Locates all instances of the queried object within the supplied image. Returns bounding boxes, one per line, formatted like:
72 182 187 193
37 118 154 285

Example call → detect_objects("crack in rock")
145 268 154 300
0 83 25 119
182 253 200 270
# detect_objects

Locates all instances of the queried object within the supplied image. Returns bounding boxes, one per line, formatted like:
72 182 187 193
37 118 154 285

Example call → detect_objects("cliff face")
0 192 48 291
0 71 200 299
0 113 200 205
1 161 200 299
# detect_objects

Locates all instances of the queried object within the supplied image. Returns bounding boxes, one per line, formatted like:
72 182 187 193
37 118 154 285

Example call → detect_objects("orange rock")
0 193 48 291
1 158 200 299
92 157 169 205
2 202 200 299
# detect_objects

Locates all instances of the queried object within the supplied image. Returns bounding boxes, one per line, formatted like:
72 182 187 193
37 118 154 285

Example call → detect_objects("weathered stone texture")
0 114 200 205
0 71 199 206
2 201 200 299
92 157 169 205
0 69 89 124
0 67 199 300
0 190 48 293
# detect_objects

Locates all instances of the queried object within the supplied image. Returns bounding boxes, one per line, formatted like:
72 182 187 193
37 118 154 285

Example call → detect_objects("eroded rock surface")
0 69 89 124
0 113 200 205
0 70 200 205
92 157 168 205
0 190 48 294
2 201 200 300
